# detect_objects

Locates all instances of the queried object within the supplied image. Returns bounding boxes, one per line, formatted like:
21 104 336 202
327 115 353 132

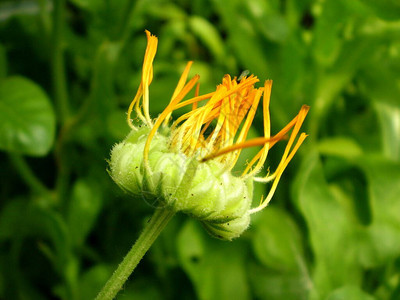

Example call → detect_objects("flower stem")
9 154 50 196
116 0 137 42
95 207 175 300
52 0 69 124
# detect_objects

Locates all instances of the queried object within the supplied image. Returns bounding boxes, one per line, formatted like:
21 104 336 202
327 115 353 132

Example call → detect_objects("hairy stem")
95 207 175 300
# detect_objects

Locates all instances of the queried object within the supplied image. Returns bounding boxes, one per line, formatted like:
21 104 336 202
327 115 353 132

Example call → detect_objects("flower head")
109 30 309 240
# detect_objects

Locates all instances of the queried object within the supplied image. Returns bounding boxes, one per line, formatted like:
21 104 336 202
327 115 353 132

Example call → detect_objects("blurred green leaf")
293 152 362 299
311 37 379 135
68 179 103 247
248 263 310 300
69 0 102 12
375 102 400 161
0 1 43 20
359 0 400 21
355 156 400 267
189 16 225 61
0 199 28 241
119 278 163 300
259 14 289 43
90 42 121 123
249 207 311 299
34 207 72 276
211 0 270 77
146 2 186 20
0 259 3 297
0 198 74 293
251 207 304 272
269 36 308 123
358 42 400 108
0 199 67 249
312 0 347 67
0 44 6 80
0 76 55 156
326 285 375 300
318 137 363 158
77 264 111 300
107 108 131 140
177 220 250 300
244 0 289 43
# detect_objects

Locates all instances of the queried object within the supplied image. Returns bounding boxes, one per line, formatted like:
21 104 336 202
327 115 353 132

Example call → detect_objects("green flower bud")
110 127 253 240
109 30 309 241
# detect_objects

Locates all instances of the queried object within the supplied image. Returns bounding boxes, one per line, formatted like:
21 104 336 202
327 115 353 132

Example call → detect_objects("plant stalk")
95 207 175 300
9 154 50 196
52 0 70 124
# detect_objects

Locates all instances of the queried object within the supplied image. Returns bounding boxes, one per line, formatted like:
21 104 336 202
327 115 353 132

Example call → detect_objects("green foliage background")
1 0 400 299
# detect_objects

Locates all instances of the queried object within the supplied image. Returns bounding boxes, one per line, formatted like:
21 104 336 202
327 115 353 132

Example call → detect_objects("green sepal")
109 125 255 240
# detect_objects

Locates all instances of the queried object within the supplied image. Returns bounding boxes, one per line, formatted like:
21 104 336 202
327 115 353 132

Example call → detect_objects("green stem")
38 0 51 37
95 208 175 300
52 0 69 124
51 0 71 204
9 154 50 195
116 0 137 42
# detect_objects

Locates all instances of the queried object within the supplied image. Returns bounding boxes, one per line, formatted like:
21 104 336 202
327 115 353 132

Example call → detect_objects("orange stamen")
127 83 143 128
192 83 200 110
129 31 310 216
228 88 264 168
163 61 194 126
143 75 200 170
141 30 158 127
250 133 308 214
201 134 285 162
254 105 309 182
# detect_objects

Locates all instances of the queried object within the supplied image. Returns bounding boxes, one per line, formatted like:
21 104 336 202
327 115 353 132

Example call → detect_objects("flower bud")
109 127 253 240
109 30 309 241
